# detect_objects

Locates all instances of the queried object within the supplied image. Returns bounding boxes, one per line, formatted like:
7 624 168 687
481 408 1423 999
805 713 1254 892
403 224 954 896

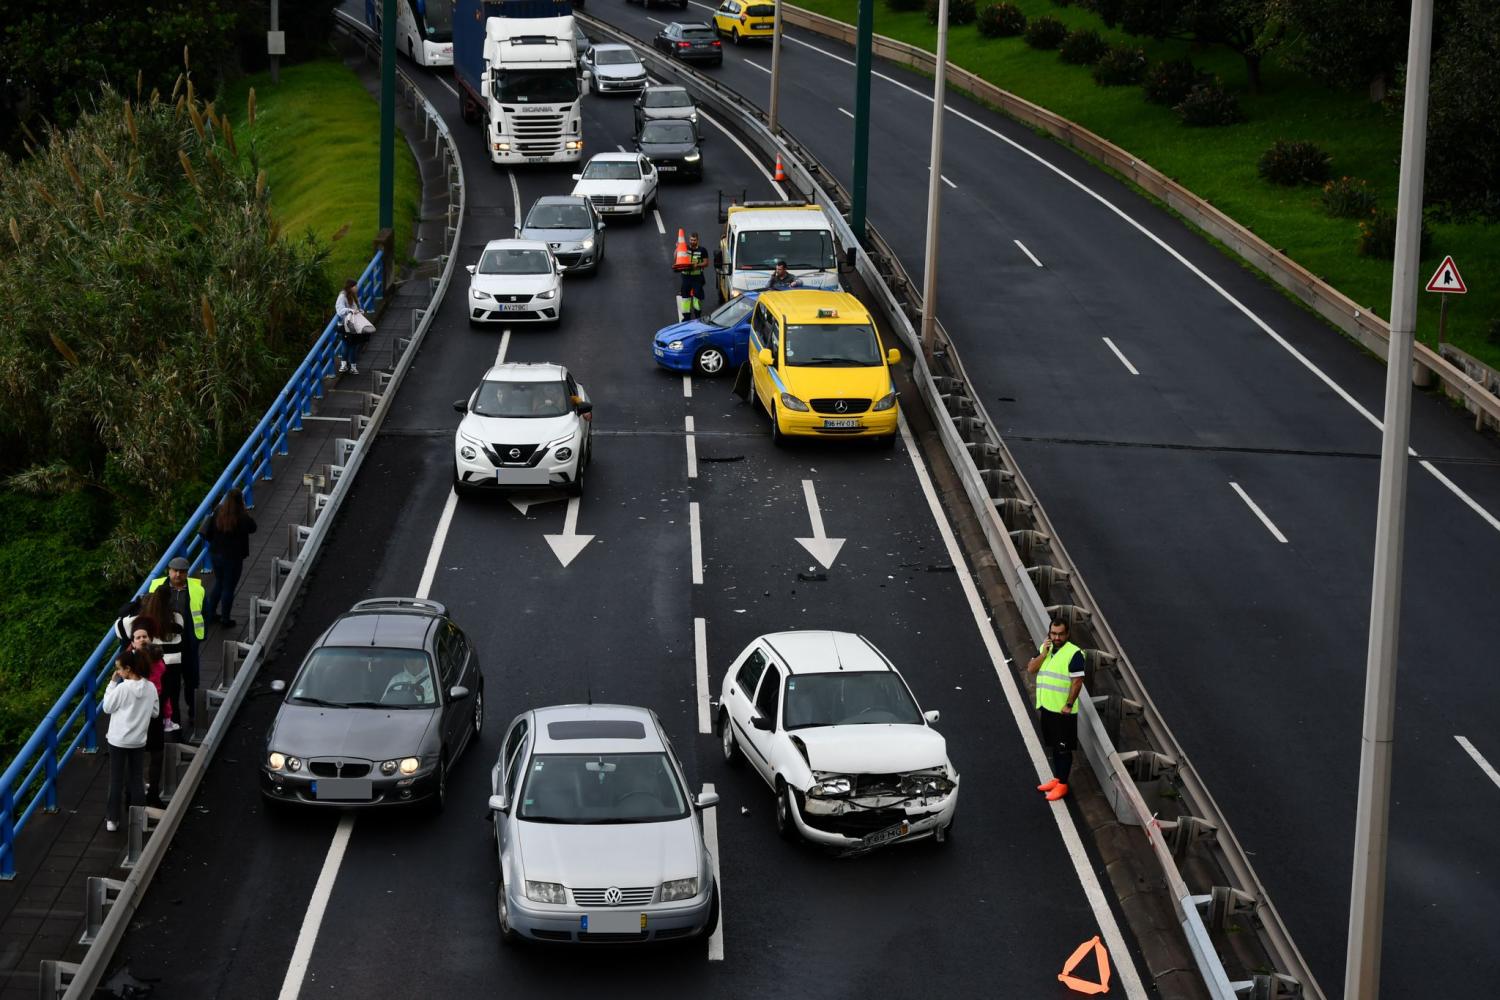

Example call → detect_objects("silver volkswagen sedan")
489 704 720 944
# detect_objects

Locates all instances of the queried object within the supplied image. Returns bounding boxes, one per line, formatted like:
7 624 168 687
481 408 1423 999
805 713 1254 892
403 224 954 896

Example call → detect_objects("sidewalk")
0 42 451 999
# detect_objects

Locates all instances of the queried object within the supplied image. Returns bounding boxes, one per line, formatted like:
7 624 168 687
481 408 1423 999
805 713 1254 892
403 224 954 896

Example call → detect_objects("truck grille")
511 113 566 155
571 886 656 906
811 398 872 414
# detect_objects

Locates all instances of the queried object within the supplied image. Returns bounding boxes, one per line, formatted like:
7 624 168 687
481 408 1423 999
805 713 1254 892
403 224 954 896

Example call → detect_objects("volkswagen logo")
833 400 849 413
603 887 623 905
508 447 522 459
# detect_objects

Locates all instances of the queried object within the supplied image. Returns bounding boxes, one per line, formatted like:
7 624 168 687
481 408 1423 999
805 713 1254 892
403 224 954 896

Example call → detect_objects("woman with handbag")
333 278 374 374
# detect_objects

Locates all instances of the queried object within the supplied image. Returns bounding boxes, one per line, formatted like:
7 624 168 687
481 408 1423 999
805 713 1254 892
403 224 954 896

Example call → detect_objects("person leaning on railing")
334 278 375 375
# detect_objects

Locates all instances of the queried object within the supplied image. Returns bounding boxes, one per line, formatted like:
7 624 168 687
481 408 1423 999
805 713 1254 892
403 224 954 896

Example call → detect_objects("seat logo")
833 400 848 413
604 887 623 905
509 448 522 459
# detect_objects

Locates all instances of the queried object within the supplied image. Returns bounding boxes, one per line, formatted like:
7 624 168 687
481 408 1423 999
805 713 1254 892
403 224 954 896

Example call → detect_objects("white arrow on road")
794 479 845 569
509 494 566 516
544 495 595 567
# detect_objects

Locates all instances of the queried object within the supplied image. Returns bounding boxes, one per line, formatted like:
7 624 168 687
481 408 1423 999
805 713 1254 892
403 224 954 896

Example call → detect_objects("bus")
365 0 455 67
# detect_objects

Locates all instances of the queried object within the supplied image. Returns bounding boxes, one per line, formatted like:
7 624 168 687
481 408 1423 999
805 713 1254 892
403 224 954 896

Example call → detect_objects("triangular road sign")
1425 255 1467 294
1058 935 1112 995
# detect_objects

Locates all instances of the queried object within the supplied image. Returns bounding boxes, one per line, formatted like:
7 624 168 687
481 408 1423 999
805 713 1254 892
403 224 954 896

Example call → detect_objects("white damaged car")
452 362 593 497
715 631 958 853
570 152 658 220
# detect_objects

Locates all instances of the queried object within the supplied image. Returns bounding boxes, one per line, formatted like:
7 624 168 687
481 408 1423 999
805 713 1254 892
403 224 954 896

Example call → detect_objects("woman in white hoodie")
102 650 160 832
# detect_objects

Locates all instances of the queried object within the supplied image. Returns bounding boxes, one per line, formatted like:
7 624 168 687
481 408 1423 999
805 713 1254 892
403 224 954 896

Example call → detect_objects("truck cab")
713 202 843 301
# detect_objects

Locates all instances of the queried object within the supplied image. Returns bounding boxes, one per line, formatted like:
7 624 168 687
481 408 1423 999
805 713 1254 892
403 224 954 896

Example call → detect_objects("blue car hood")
655 318 714 344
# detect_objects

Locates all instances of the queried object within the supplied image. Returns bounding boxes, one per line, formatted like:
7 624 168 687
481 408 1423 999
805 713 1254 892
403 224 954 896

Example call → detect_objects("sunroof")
547 720 647 741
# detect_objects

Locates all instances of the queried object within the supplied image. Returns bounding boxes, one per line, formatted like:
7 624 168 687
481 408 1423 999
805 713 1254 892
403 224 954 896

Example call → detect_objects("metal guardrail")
38 16 466 996
0 253 383 881
582 13 1311 1000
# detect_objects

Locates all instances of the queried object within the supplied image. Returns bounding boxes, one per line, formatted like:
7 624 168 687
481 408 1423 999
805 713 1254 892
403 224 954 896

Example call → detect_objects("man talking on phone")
1027 618 1085 801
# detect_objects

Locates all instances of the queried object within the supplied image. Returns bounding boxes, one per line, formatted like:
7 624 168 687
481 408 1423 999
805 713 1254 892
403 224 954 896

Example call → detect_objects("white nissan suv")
466 239 562 326
452 363 593 497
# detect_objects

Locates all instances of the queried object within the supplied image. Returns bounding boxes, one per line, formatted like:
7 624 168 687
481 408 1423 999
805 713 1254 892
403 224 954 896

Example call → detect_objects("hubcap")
721 722 733 758
777 789 788 827
474 690 484 733
700 350 724 373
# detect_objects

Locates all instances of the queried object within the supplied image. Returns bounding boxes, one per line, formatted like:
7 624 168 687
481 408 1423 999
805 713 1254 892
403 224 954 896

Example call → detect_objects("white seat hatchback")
466 239 562 326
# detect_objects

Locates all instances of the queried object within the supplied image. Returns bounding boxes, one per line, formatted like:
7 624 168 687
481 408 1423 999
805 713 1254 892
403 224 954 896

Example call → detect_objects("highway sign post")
850 0 873 246
768 0 785 134
1424 255 1467 346
918 0 949 357
379 0 397 232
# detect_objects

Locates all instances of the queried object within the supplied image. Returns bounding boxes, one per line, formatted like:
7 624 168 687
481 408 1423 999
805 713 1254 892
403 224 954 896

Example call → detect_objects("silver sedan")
489 704 720 944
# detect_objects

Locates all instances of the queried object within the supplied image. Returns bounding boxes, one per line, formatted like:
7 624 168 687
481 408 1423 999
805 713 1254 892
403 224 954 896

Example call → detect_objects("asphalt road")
578 5 1500 997
108 32 1152 999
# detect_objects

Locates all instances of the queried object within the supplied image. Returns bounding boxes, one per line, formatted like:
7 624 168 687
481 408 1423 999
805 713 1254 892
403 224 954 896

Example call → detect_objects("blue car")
652 292 759 377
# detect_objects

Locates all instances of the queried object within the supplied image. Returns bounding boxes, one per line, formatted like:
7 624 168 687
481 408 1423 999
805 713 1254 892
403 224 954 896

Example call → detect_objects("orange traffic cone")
1058 935 1111 995
773 154 787 182
672 228 691 271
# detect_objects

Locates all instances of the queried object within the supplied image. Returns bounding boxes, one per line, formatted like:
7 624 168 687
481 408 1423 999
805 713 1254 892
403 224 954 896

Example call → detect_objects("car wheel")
566 454 586 497
732 28 741 46
934 816 954 846
719 711 741 767
694 346 727 377
770 403 787 448
472 684 485 739
428 754 448 815
774 779 797 841
497 877 520 945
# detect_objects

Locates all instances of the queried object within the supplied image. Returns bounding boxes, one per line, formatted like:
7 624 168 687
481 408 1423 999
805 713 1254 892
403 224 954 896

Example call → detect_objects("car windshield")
594 48 641 66
525 203 592 229
707 294 755 327
582 159 642 180
681 27 716 40
471 380 572 418
782 671 923 730
735 229 836 270
492 67 579 104
784 323 883 367
289 647 437 708
640 120 695 144
746 3 776 14
477 248 552 275
519 753 689 823
645 89 693 108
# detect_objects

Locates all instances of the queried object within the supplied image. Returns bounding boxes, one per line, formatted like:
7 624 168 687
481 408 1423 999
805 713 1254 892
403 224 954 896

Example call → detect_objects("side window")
766 314 780 357
753 664 782 724
435 626 458 685
503 719 529 790
750 306 766 348
735 649 767 693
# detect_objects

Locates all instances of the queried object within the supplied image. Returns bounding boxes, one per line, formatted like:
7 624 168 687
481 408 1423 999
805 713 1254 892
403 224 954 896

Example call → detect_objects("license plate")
658 165 677 172
312 778 373 801
500 303 529 312
860 819 909 848
525 156 548 163
823 418 860 429
584 911 642 933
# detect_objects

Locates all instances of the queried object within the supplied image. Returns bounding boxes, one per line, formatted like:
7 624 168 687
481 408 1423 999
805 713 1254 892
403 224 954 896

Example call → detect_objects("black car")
633 84 699 135
635 118 704 180
652 21 723 64
260 597 484 813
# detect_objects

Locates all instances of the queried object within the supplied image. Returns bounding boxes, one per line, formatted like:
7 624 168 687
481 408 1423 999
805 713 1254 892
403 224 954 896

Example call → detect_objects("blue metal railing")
0 252 385 879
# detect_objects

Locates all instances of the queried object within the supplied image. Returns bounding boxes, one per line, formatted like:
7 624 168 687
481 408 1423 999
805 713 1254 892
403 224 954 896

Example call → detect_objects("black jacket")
201 514 257 562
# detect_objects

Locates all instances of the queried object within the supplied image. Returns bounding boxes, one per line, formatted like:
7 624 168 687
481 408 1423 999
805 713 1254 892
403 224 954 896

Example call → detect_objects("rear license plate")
584 911 642 933
312 778 373 801
823 418 859 429
860 819 909 848
658 165 677 172
501 303 529 311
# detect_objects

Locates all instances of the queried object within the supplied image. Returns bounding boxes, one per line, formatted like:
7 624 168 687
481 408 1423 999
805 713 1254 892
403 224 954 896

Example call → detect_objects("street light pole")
269 0 281 84
918 0 949 356
849 0 873 245
768 0 785 134
1343 1 1434 997
379 0 397 231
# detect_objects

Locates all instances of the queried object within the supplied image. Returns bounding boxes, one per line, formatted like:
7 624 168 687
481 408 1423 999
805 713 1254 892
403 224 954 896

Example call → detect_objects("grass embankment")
796 0 1498 366
223 60 422 284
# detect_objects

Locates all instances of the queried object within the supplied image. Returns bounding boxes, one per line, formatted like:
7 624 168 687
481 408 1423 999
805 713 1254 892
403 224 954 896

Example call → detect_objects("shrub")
1092 44 1147 85
925 0 977 25
1321 177 1377 218
1257 140 1333 186
1175 81 1244 126
1144 57 1209 106
977 2 1027 37
1357 209 1433 259
1024 15 1068 49
884 0 925 12
1059 28 1108 65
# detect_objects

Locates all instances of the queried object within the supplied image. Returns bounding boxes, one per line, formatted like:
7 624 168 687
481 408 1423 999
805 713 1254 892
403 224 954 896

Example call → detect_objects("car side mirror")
887 347 902 365
597 222 606 230
576 401 594 415
452 399 467 413
758 348 774 367
488 792 509 814
449 685 470 701
924 709 940 725
571 173 582 181
750 713 772 731
270 679 286 693
695 788 720 810
465 264 476 275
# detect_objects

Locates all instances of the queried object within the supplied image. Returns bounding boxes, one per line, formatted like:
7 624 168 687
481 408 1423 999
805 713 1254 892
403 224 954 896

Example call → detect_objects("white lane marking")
896 413 1147 1000
276 815 355 1000
701 780 724 960
690 501 704 585
507 170 521 228
694 618 711 734
683 374 693 398
1230 482 1289 544
699 108 786 200
686 415 698 479
495 328 511 366
1102 337 1139 376
837 106 854 119
617 143 628 152
783 31 1500 533
654 208 667 235
746 60 771 75
926 166 956 189
1014 239 1043 267
1456 736 1500 791
438 78 460 101
416 488 460 599
647 16 668 26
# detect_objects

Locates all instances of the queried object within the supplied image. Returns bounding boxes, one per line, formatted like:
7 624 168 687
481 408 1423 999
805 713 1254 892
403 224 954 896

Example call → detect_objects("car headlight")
398 757 421 775
872 390 898 412
380 759 398 775
668 340 684 350
268 752 302 772
268 752 285 771
580 237 595 250
898 770 956 797
684 152 701 162
779 392 810 412
620 194 641 204
689 111 699 123
459 445 477 461
471 288 492 301
807 776 852 798
660 877 698 901
525 880 567 904
554 446 573 462
537 288 557 300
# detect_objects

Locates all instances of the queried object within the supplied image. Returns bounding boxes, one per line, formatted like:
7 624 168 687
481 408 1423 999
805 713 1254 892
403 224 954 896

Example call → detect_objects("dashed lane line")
746 60 770 74
683 374 693 398
694 618 711 734
1456 737 1500 791
1102 336 1139 376
1230 481 1289 544
1014 239 1043 267
686 415 698 479
495 329 511 366
690 501 704 585
701 780 724 960
654 208 667 235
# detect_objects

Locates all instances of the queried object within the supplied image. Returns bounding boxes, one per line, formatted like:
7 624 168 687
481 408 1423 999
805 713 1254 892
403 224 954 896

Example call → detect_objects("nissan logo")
508 448 522 459
604 887 623 905
834 400 849 413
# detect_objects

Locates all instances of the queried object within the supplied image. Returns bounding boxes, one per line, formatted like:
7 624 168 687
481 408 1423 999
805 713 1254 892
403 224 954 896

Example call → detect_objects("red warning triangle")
1425 255 1467 294
1058 935 1112 994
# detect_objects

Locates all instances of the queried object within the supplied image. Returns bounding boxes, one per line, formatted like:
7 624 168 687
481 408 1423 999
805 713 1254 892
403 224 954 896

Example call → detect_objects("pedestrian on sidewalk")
1027 617 1085 801
334 278 374 375
103 650 159 832
126 622 172 807
148 557 205 728
201 487 257 628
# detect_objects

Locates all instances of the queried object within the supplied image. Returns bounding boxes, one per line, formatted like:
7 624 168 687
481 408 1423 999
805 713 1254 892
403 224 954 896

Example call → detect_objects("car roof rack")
348 597 447 616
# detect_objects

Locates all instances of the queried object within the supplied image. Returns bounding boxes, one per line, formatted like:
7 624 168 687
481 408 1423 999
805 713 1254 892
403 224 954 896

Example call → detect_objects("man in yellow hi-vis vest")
1027 618 1085 801
149 557 206 725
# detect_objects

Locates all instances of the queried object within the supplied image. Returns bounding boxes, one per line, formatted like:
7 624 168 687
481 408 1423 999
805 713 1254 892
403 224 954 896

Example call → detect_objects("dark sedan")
635 119 703 180
652 22 723 65
260 597 484 813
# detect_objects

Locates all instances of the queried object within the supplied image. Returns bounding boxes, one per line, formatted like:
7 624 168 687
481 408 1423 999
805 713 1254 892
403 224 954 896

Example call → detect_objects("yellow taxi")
712 0 777 44
746 290 901 446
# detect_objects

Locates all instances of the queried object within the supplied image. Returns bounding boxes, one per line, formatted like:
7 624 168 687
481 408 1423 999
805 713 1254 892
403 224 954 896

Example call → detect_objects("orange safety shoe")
1036 778 1060 793
1045 783 1070 801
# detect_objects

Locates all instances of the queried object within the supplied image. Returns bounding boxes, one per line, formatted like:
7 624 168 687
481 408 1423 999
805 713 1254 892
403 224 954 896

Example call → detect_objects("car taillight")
712 40 722 46
677 41 690 48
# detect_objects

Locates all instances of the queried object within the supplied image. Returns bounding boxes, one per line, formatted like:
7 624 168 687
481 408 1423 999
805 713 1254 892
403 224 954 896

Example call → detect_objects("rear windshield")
645 89 693 108
746 4 776 14
681 28 717 40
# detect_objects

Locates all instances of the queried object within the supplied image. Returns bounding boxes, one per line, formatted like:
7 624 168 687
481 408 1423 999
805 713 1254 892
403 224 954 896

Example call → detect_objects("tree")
1183 0 1283 95
1425 0 1500 221
1271 0 1407 101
